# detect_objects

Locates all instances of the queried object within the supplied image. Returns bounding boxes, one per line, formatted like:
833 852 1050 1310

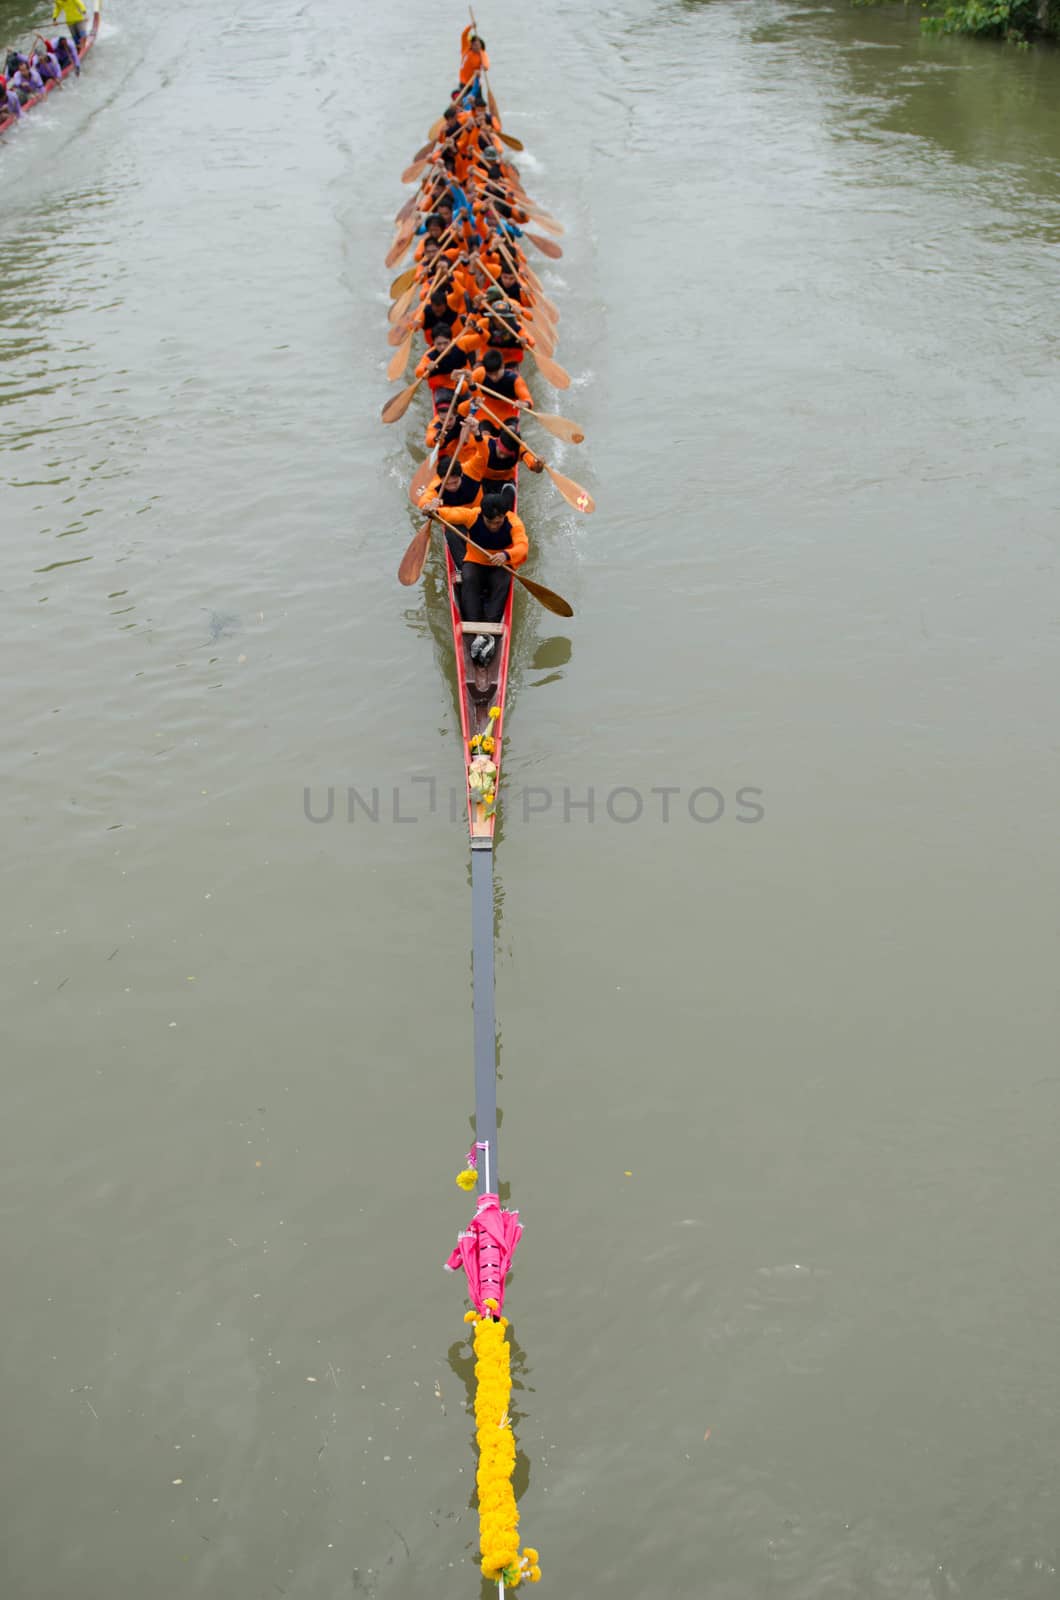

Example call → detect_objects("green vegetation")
857 0 1058 41
921 0 1039 39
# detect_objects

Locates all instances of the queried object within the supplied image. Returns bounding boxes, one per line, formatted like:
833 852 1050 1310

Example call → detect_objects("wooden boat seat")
460 621 506 637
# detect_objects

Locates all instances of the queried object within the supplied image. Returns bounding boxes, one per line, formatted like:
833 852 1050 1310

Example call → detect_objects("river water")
2 0 1059 1596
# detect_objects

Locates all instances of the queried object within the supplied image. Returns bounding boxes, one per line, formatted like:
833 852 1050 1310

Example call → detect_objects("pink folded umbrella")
445 1192 523 1317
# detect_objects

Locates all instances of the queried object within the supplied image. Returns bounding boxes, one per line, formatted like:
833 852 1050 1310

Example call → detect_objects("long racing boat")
0 0 101 138
380 18 593 1592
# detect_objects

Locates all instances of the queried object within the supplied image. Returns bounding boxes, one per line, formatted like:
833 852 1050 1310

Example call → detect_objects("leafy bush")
920 0 1038 37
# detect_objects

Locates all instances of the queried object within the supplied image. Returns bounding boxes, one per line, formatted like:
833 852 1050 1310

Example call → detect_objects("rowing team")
2 1 90 115
394 39 568 660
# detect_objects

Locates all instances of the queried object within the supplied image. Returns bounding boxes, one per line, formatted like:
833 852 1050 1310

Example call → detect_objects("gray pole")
470 838 498 1195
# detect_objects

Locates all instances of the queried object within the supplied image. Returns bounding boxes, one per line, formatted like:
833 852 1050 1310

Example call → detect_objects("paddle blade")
487 85 500 124
389 285 416 325
394 194 417 227
387 316 410 346
515 571 574 618
530 408 585 446
387 336 412 382
385 223 415 270
546 465 594 513
412 140 432 161
527 232 563 260
381 377 421 425
428 116 444 141
531 213 564 237
529 319 556 358
389 265 416 298
401 157 430 184
408 454 435 504
497 129 524 152
398 523 432 586
533 350 571 390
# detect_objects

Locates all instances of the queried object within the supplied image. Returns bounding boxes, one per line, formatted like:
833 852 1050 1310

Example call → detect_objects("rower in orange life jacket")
415 325 476 408
481 430 542 481
496 264 532 312
475 294 535 364
437 490 528 666
418 431 489 568
460 349 532 430
459 26 489 87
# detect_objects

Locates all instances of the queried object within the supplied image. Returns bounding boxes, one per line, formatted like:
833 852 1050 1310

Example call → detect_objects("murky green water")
3 1 1059 1596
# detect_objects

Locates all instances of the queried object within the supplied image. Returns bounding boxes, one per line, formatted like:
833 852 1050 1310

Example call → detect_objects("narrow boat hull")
446 543 515 843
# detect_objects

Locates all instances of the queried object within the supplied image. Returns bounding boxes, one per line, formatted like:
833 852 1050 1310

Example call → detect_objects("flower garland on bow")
466 1310 542 1587
468 706 502 816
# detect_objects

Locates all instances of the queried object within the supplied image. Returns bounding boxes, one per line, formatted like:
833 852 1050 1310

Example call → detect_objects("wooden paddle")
390 264 417 299
477 296 556 357
408 379 468 506
385 218 416 270
382 330 465 423
478 409 594 512
398 416 472 584
401 156 434 185
389 282 417 325
526 231 563 260
418 512 574 617
529 346 570 390
479 176 564 235
387 335 413 382
476 385 585 445
492 235 559 322
388 249 462 345
388 225 459 323
393 193 418 228
382 376 424 424
496 129 523 153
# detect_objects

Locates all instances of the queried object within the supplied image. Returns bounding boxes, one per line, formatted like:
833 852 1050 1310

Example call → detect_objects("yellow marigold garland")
470 1314 542 1587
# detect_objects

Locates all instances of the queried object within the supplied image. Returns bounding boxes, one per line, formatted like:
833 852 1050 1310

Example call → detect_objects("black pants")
461 561 511 625
444 527 466 569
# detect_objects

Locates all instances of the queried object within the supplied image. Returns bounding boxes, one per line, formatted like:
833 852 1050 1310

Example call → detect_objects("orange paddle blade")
461 540 574 618
527 232 563 260
530 319 557 358
530 408 585 446
408 454 435 504
530 213 564 237
387 336 412 382
387 316 411 346
394 194 417 227
546 465 594 513
497 129 524 152
381 377 422 425
533 350 571 390
428 116 444 141
515 573 573 618
412 140 432 161
389 265 416 298
398 523 432 586
389 284 416 324
401 157 430 184
385 225 415 270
